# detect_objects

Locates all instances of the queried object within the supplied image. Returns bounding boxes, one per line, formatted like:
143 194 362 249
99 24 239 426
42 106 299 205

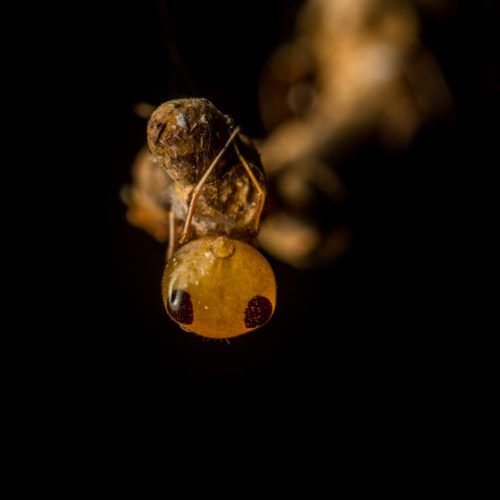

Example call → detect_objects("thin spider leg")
177 126 241 245
167 210 177 260
233 139 266 235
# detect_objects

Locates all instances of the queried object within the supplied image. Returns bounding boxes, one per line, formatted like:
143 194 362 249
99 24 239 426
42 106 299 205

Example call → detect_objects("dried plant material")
257 212 321 267
124 98 267 244
257 0 453 267
148 99 235 186
259 0 453 168
120 147 171 242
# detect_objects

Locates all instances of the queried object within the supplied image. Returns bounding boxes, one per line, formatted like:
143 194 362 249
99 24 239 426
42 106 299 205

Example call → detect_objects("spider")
122 98 276 339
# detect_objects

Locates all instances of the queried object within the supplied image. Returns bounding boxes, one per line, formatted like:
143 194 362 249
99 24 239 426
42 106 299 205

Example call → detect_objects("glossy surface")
162 236 276 338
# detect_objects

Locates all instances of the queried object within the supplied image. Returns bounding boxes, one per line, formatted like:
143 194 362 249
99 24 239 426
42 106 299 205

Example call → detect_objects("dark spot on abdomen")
168 289 193 325
244 295 273 328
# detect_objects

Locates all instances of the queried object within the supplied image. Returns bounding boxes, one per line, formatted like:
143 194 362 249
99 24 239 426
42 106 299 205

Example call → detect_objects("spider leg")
234 138 266 235
177 126 241 246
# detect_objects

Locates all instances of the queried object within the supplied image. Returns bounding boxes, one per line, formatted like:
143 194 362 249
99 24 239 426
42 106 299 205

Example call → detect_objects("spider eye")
162 236 276 338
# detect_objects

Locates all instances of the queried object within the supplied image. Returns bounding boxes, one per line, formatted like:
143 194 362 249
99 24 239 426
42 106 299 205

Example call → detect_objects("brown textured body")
137 98 267 242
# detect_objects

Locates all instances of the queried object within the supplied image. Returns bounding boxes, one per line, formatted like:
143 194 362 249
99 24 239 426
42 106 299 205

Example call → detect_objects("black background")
30 0 498 425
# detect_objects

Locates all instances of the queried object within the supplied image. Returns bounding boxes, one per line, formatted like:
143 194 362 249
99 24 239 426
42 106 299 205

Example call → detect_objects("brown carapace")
122 98 276 338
